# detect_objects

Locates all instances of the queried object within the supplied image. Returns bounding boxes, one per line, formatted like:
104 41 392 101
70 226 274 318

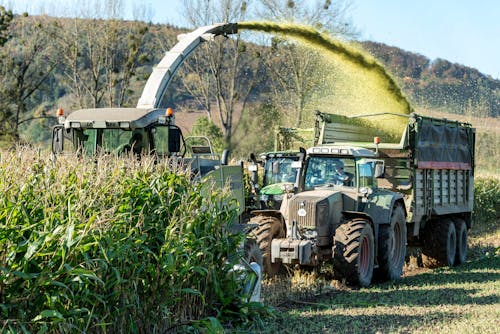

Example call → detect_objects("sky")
4 0 500 79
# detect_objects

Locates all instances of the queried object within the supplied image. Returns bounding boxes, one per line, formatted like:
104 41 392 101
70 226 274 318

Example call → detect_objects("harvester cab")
51 107 185 158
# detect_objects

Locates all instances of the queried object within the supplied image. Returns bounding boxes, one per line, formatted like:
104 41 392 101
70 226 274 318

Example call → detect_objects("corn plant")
0 148 262 333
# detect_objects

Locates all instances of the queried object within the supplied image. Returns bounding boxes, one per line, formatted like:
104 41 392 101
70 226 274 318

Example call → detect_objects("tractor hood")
285 189 343 245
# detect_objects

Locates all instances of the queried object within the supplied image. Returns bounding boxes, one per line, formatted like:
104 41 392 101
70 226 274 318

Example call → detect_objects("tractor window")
304 156 355 190
263 157 299 186
357 161 375 188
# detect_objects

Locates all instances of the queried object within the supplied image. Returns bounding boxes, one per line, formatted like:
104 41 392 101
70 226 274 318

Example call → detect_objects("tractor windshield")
263 156 299 186
304 156 355 190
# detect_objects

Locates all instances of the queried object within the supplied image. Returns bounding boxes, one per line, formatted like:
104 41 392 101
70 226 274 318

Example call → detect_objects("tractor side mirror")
168 126 182 153
374 161 385 178
52 125 65 154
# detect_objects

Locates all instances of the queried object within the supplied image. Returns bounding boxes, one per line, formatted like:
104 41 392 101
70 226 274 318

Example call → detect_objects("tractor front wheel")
377 204 407 281
249 215 285 276
333 218 374 287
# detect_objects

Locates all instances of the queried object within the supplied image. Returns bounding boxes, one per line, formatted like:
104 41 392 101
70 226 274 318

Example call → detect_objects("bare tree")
55 15 149 109
257 0 357 37
0 15 58 141
179 0 263 150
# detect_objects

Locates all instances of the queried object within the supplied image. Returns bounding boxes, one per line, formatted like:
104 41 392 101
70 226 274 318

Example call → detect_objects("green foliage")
233 103 282 157
474 177 500 228
0 5 13 46
0 149 266 332
191 116 225 153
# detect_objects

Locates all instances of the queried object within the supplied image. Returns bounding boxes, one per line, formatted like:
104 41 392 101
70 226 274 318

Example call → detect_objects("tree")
54 1 149 109
179 0 264 151
257 0 356 37
0 5 13 47
0 15 58 142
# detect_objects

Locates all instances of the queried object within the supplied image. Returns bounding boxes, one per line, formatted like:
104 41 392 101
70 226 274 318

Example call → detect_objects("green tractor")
248 151 303 210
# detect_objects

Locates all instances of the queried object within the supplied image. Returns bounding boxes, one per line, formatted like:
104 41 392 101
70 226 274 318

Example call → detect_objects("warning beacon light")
56 107 65 123
374 136 381 155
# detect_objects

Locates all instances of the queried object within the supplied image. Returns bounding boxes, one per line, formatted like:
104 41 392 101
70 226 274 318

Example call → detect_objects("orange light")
374 136 381 144
56 107 64 117
166 107 174 117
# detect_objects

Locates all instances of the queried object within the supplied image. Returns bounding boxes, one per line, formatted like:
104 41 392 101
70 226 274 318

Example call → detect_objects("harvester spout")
137 23 238 109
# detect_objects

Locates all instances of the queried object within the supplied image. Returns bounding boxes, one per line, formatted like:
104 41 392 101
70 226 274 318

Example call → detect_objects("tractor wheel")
454 218 468 265
249 215 285 276
333 218 374 287
377 204 407 281
422 218 456 268
244 238 263 269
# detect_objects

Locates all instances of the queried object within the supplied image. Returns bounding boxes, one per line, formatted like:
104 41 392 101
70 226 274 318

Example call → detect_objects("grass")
239 176 500 334
246 255 499 333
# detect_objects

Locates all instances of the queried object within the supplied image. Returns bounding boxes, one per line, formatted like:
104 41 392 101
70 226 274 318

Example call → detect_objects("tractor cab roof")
307 145 376 158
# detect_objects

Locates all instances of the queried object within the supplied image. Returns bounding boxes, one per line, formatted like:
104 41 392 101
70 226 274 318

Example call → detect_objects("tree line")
0 1 498 156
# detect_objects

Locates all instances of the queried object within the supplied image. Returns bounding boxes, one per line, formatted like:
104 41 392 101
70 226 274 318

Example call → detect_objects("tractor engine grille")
288 196 329 228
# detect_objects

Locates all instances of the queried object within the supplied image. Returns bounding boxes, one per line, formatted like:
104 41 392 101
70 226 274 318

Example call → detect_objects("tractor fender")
250 209 284 220
342 211 374 226
363 190 406 226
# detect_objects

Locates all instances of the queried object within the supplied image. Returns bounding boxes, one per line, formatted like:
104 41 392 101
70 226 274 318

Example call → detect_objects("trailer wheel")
244 238 263 268
454 218 468 265
333 219 374 287
250 215 284 276
422 218 456 268
377 204 407 281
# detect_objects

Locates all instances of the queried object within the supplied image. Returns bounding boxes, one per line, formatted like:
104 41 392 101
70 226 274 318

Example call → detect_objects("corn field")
0 148 256 333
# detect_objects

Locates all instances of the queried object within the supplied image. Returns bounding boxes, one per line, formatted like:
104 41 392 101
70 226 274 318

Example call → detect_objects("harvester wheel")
422 218 456 268
333 218 374 287
377 204 407 281
454 218 468 265
249 215 285 277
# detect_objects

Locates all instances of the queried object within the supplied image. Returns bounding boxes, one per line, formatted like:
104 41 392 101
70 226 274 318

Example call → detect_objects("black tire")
333 218 374 287
377 204 407 281
244 238 263 268
249 215 285 276
422 218 456 268
454 218 468 265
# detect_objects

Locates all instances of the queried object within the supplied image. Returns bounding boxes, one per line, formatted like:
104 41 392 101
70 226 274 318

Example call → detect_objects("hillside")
0 14 498 152
361 41 500 118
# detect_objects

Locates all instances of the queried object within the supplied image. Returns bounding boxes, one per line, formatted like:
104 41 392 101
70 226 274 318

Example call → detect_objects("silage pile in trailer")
0 149 256 333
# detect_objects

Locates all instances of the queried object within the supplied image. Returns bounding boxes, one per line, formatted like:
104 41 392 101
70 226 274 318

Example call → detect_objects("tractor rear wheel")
454 218 468 265
377 204 407 281
422 218 456 268
333 218 374 287
249 215 285 276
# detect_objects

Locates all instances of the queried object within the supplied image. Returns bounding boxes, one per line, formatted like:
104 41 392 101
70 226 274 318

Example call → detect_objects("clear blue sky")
5 0 500 79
